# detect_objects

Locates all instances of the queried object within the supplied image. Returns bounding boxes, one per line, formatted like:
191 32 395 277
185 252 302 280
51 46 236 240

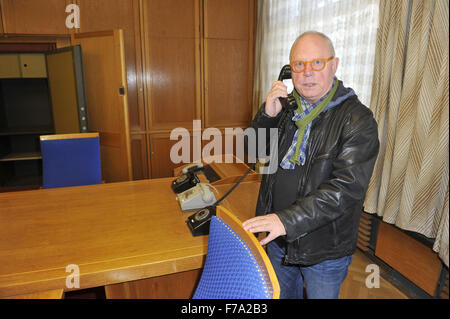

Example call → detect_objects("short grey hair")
289 31 336 60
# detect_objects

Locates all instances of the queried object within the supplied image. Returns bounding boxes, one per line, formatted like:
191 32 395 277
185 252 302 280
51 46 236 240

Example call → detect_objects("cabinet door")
46 46 88 134
0 54 21 78
149 132 195 178
71 30 132 182
1 0 72 35
76 0 145 133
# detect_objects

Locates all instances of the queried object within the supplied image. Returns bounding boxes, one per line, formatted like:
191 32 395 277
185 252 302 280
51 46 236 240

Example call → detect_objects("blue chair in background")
40 133 102 189
193 206 280 299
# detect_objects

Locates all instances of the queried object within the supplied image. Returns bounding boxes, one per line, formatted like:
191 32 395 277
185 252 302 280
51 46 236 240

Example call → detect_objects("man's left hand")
243 214 286 246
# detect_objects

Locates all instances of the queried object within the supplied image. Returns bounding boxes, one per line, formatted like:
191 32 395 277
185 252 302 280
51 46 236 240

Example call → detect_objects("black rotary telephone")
277 64 297 111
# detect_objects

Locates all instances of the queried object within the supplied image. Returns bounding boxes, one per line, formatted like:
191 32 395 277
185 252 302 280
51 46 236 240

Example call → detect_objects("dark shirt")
271 118 303 212
272 163 302 212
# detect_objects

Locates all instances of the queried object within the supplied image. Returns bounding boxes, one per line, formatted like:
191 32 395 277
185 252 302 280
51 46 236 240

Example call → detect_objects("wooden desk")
0 178 260 298
3 289 64 299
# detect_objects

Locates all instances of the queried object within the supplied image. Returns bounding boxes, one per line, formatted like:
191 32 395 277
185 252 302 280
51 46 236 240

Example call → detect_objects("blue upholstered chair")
193 206 280 299
40 133 102 189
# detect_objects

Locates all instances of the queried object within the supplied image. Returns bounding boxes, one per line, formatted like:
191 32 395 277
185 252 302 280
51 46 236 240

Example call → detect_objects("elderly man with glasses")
243 31 379 299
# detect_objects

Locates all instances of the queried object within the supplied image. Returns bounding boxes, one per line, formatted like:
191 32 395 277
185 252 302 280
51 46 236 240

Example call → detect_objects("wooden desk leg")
105 269 202 299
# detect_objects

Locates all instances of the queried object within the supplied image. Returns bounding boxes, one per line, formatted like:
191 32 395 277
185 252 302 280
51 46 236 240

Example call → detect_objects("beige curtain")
364 0 449 267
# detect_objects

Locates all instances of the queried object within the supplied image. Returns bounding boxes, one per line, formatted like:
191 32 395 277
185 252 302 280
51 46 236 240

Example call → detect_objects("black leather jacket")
249 81 379 266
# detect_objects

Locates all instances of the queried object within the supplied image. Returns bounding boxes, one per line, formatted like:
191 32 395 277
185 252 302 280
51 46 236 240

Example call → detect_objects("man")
243 31 379 299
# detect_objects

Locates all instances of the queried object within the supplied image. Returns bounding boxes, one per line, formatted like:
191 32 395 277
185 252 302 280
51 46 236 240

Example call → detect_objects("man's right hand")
265 80 288 117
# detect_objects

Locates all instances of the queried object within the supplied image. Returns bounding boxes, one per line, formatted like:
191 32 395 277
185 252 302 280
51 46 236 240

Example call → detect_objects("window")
257 0 379 107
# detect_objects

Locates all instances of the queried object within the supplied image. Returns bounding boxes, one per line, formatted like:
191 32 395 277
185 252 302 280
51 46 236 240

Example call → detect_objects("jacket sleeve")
276 107 380 243
250 103 282 129
244 103 282 160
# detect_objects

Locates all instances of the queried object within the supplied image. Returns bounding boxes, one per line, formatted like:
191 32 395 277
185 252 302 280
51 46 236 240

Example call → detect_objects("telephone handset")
278 65 297 111
171 163 204 194
171 172 199 194
176 182 216 211
182 162 203 174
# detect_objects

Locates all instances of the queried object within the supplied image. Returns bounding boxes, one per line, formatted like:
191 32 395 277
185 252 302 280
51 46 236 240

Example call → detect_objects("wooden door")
71 30 132 182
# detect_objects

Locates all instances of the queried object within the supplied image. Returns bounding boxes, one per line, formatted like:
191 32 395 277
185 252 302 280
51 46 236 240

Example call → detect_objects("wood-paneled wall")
0 0 255 179
1 0 73 35
142 0 202 132
143 0 255 178
203 0 254 129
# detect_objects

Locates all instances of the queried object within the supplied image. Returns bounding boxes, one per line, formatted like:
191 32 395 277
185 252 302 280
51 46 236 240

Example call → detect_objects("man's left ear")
333 57 339 73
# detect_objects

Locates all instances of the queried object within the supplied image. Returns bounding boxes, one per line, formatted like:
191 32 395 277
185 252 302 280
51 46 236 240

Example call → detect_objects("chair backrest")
40 133 101 189
193 206 280 299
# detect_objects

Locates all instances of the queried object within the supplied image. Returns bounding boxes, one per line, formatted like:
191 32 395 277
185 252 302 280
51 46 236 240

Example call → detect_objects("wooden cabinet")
19 54 48 78
0 53 47 78
0 34 132 189
0 0 255 180
0 48 88 191
0 54 21 78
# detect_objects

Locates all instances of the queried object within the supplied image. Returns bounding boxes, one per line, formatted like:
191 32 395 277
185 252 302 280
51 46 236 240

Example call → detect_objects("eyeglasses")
290 56 334 73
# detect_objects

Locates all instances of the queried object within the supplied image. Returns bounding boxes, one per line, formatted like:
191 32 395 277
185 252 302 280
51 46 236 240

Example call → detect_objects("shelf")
0 175 42 191
0 128 54 136
0 152 42 162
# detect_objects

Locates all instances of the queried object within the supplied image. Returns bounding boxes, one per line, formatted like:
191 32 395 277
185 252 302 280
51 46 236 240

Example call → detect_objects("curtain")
252 0 379 116
363 0 449 267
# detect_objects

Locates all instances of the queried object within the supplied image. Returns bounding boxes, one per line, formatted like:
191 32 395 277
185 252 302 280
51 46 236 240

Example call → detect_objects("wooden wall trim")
72 30 114 39
375 221 442 296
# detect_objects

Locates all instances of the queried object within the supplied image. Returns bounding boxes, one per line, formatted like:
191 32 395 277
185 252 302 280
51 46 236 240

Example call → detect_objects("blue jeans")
267 239 353 299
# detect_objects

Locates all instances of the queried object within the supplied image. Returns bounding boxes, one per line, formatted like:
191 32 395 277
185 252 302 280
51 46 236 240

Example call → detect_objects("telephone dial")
278 64 297 111
176 182 216 211
186 206 216 237
185 167 253 237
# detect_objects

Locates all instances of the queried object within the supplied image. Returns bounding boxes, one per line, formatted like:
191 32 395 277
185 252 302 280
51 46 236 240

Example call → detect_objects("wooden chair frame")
216 206 280 299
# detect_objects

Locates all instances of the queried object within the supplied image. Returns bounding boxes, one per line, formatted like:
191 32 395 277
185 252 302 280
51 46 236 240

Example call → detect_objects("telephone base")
186 206 216 236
